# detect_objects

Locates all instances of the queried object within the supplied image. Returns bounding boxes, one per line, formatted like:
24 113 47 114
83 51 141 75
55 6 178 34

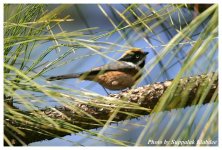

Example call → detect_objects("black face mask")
119 53 147 68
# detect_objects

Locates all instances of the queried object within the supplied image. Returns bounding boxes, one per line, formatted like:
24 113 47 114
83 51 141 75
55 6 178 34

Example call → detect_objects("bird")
47 48 149 91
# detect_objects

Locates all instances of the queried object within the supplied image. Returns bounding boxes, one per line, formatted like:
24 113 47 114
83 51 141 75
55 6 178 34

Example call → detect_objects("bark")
4 73 218 146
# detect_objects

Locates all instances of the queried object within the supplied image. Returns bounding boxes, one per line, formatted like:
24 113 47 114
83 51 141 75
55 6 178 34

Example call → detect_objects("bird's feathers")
47 73 81 81
46 48 148 84
46 61 139 81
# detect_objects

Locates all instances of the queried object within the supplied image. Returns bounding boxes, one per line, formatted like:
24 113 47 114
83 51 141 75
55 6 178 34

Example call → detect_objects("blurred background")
4 4 218 146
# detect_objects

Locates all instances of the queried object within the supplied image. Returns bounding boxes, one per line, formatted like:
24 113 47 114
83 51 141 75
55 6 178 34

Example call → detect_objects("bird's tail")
46 73 81 81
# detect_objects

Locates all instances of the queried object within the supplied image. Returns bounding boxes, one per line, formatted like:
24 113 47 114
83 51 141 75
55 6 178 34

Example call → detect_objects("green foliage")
4 4 218 146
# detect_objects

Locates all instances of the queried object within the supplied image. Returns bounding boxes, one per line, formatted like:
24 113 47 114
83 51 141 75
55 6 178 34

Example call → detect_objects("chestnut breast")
96 70 140 90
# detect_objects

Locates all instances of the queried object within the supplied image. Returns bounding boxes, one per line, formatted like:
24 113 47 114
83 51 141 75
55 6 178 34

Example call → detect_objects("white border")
1 0 221 4
1 1 221 150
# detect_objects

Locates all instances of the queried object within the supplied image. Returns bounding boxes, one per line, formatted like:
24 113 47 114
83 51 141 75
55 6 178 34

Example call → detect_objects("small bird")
47 48 149 90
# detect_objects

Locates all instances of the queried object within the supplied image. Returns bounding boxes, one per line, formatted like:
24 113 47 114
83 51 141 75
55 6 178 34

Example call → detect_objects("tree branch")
4 73 218 146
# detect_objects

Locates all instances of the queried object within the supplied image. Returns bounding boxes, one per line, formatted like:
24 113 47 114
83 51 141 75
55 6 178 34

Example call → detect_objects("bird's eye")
135 55 140 59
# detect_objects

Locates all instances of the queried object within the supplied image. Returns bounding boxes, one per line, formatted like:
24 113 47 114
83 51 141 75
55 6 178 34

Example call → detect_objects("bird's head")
119 48 149 68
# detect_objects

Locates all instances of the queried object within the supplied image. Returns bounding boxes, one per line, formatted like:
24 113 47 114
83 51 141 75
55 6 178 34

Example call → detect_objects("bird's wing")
47 61 140 81
83 61 140 75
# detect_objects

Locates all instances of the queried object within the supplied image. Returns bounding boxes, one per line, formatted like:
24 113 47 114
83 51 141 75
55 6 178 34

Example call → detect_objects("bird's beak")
144 52 149 55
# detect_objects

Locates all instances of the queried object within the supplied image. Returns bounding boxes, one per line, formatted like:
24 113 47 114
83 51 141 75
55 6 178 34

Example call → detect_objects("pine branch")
4 72 218 146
